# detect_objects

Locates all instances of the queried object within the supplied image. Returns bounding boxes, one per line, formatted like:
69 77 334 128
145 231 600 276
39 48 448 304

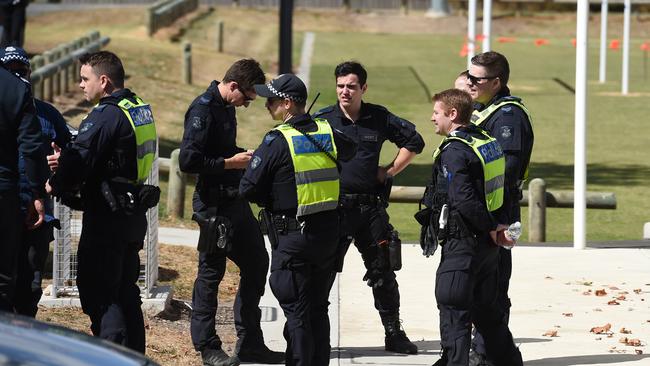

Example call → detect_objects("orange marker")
534 38 550 46
609 39 620 50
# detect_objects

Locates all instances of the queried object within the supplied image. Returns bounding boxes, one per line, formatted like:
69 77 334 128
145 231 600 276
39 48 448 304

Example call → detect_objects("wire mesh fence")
51 152 160 299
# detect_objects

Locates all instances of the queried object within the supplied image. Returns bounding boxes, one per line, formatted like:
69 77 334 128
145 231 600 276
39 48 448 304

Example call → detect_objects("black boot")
382 314 418 354
201 348 240 366
432 350 448 366
237 344 285 364
469 349 495 366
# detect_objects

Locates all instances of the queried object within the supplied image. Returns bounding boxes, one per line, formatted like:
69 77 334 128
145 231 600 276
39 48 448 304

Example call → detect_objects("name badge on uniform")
128 105 154 127
360 134 378 142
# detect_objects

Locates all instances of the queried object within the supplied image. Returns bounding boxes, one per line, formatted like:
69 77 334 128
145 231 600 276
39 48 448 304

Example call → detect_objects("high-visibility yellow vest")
275 118 339 217
471 96 532 181
116 96 157 184
433 129 505 212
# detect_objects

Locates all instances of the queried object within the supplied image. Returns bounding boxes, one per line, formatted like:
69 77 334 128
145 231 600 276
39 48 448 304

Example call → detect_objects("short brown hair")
471 51 510 86
79 51 125 88
223 58 265 91
433 89 473 125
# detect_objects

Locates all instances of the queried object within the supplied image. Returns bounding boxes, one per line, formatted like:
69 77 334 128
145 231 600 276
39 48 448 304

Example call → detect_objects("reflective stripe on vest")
275 118 340 217
117 96 157 184
471 97 532 181
433 129 505 212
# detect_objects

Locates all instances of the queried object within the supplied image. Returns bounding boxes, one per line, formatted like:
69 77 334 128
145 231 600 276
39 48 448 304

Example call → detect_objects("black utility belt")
101 180 160 214
272 214 303 233
339 193 380 208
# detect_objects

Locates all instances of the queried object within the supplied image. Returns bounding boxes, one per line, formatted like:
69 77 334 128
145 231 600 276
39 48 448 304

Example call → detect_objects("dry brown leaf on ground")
562 312 573 317
619 291 629 295
590 323 612 334
616 295 627 301
634 289 642 294
545 276 553 280
626 339 642 346
635 349 643 355
620 327 632 334
596 289 608 296
583 290 593 295
579 281 593 286
609 286 620 290
543 329 559 337
608 300 620 305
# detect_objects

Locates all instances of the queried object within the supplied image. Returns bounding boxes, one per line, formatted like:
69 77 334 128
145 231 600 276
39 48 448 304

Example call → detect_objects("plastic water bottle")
502 221 521 250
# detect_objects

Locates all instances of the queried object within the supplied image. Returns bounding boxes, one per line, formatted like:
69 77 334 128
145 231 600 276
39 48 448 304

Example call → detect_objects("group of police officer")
0 44 532 366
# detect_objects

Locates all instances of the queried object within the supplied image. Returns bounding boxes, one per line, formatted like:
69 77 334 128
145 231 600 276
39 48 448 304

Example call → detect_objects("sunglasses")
466 70 499 85
238 87 255 102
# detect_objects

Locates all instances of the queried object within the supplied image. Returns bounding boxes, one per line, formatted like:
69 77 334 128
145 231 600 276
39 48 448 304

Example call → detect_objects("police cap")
254 74 307 103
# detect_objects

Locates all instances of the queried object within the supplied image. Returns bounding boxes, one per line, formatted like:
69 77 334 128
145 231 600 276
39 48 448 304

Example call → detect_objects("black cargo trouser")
435 233 522 366
472 194 520 355
14 221 52 317
0 192 22 311
339 203 400 318
190 194 269 353
269 211 338 366
77 209 147 353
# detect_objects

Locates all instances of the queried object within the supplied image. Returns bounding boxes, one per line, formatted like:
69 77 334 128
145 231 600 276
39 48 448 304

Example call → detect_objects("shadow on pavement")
525 354 650 365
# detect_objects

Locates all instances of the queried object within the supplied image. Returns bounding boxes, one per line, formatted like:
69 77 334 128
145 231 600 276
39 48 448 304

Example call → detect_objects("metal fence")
57 0 433 10
51 151 160 299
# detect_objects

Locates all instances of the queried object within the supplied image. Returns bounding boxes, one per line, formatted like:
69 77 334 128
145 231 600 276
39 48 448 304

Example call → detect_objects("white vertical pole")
483 0 492 52
622 0 631 95
599 0 608 83
574 0 589 250
468 0 477 68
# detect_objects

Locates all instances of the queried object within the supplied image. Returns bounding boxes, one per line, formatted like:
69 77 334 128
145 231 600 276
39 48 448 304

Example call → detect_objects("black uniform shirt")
0 66 47 198
239 113 356 215
314 102 424 195
49 88 139 207
180 81 245 200
435 126 497 235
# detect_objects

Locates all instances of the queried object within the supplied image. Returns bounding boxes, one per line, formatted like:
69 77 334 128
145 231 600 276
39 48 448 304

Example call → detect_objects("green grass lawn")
27 7 650 242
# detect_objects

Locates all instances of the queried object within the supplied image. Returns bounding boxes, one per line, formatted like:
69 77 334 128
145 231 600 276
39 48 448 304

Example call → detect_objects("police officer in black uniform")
0 52 46 312
240 73 356 366
313 61 423 354
180 59 284 366
423 89 522 366
0 0 28 47
465 51 534 366
47 51 158 353
1 46 72 317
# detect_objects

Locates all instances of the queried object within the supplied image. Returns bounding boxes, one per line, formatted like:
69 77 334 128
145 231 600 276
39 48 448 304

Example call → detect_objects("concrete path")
159 227 650 365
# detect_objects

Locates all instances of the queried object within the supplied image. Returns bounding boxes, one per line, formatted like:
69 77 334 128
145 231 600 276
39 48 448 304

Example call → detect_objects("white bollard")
644 222 650 239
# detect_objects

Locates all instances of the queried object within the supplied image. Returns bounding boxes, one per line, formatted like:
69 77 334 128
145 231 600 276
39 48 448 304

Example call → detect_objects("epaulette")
263 130 280 145
449 130 473 143
313 105 334 117
93 104 108 112
198 92 213 105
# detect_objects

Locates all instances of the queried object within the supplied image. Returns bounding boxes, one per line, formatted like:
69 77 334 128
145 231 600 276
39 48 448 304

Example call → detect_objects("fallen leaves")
616 295 627 301
595 289 608 296
634 289 642 294
590 323 612 334
543 329 559 337
635 349 644 355
619 337 642 347
562 312 573 317
620 327 632 334
607 299 620 305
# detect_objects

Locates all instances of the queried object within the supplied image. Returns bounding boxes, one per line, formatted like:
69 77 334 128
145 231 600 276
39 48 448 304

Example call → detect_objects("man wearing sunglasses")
180 59 284 366
465 51 534 366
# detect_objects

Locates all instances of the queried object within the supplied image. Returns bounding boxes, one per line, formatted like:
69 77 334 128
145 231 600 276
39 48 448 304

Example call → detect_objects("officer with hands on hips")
240 73 356 366
180 59 284 366
313 61 423 354
465 51 534 366
46 51 158 352
1 46 72 317
421 88 523 366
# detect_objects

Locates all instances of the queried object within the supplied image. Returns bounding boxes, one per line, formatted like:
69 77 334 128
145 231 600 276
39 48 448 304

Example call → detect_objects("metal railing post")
528 178 547 242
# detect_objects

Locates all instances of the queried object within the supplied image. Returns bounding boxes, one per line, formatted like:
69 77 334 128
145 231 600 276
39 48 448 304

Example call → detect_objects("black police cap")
254 74 307 103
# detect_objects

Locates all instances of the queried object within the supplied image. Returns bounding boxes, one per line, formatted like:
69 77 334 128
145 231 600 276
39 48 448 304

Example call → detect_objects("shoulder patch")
250 155 262 170
198 93 213 105
500 125 513 140
501 106 513 115
191 116 203 130
264 131 279 145
78 121 94 135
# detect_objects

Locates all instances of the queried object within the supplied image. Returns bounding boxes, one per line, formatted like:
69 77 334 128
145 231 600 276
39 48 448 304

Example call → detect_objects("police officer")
0 47 46 312
465 51 534 366
46 51 157 352
425 89 523 366
240 73 356 366
0 0 28 47
314 61 423 354
180 59 283 366
1 46 72 317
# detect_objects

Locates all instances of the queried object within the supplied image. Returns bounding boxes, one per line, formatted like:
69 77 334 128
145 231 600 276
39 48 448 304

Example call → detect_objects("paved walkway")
159 227 650 365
